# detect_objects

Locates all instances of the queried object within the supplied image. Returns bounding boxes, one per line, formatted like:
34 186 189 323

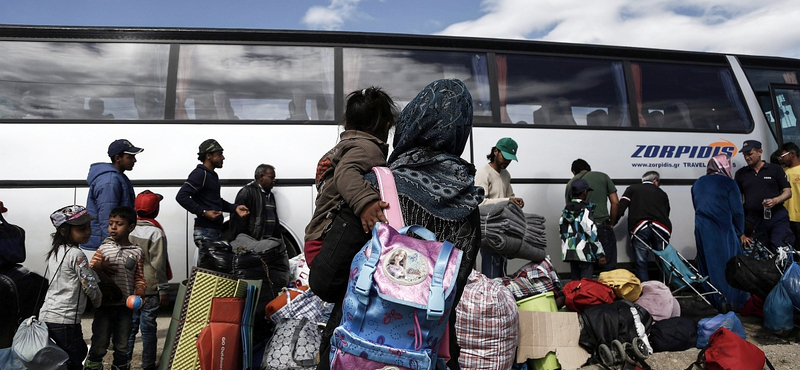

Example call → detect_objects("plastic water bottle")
764 199 772 220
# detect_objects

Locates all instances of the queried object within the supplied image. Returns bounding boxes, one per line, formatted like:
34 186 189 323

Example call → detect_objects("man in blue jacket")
83 139 143 250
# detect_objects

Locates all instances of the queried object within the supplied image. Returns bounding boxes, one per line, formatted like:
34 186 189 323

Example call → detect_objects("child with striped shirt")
85 206 146 370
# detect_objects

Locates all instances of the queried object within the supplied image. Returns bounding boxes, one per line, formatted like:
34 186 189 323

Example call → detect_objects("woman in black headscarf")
315 79 483 370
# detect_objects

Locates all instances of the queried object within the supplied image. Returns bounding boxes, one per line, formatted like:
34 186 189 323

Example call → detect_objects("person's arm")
230 187 250 236
149 230 171 306
134 253 146 297
175 169 205 215
75 251 103 308
730 182 748 246
608 192 620 226
89 247 113 282
333 146 387 231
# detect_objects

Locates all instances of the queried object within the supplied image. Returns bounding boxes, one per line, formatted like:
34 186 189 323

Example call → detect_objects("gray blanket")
479 200 547 262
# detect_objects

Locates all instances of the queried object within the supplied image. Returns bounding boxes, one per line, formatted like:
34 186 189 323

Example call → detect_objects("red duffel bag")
686 327 774 370
563 278 615 312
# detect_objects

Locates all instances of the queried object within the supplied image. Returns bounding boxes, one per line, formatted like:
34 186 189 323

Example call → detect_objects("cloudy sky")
1 0 799 58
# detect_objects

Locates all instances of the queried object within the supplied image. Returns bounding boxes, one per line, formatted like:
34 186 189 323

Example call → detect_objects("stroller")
632 223 725 309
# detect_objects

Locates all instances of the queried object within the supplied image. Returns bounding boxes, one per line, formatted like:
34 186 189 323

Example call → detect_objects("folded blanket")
479 200 547 261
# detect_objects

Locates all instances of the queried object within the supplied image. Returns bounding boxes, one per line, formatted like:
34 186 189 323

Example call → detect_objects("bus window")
770 85 800 146
499 54 630 126
175 45 334 121
742 68 798 137
342 48 492 121
632 62 753 132
0 41 169 120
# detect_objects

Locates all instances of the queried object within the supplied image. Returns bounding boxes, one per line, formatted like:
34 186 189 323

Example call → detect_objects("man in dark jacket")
83 139 143 250
617 171 672 281
230 164 282 240
176 139 249 264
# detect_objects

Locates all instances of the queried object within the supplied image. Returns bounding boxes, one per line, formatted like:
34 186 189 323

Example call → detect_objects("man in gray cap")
734 139 793 251
475 137 524 278
176 139 249 261
83 139 143 250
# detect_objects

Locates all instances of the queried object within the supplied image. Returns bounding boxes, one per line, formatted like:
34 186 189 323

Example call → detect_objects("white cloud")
439 0 800 58
303 0 364 31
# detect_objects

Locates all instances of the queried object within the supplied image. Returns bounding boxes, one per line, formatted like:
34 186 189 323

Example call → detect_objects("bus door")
770 84 800 146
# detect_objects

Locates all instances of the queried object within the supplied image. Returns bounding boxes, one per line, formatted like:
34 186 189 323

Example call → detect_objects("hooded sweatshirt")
83 163 135 250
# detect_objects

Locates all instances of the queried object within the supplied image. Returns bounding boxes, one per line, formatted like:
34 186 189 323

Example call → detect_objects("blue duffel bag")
696 311 745 348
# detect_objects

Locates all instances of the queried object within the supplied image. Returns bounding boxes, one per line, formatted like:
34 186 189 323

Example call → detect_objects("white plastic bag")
11 316 68 370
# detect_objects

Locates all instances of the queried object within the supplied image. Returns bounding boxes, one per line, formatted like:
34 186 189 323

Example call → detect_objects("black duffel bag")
198 235 290 301
725 254 782 300
650 316 697 352
0 210 26 268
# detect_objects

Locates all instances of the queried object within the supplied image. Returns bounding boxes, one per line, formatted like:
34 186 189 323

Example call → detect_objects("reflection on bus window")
175 45 334 120
0 41 168 120
632 62 752 132
342 48 491 121
499 54 630 126
742 68 798 132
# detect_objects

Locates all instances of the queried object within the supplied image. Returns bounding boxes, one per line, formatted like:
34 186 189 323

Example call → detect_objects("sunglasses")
779 152 792 159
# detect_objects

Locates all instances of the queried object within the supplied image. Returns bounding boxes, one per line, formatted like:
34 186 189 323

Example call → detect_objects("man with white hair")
617 171 671 281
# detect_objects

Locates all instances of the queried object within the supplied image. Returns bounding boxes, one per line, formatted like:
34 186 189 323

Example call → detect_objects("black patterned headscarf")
386 79 484 220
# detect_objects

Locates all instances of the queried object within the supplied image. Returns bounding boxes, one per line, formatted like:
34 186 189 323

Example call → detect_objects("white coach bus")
1 25 798 281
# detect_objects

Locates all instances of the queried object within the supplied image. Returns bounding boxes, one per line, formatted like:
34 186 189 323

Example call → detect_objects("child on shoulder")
303 86 398 265
126 191 169 370
85 206 146 370
560 178 607 281
39 205 103 370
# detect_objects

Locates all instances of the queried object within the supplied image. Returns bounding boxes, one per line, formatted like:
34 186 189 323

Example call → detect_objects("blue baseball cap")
740 140 762 153
571 178 593 195
108 139 143 158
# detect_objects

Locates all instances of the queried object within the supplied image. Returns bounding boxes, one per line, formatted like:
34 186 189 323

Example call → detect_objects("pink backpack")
329 167 461 370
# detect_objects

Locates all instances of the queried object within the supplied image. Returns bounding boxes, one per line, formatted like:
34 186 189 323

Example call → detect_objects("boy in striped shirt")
86 206 146 370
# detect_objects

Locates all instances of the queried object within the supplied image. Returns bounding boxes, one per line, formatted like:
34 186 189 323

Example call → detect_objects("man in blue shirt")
176 139 249 262
734 140 793 251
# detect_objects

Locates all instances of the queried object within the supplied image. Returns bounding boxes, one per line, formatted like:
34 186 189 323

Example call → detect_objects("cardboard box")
517 311 590 370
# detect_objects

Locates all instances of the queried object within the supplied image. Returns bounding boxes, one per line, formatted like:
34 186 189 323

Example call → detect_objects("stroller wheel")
611 340 628 364
623 342 637 365
631 337 649 360
598 343 616 367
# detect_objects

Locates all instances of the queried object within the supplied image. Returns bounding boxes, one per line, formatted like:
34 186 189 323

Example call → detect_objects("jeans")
596 224 617 271
47 323 86 370
193 227 223 266
631 226 669 282
127 295 160 368
480 247 507 278
570 261 594 281
88 305 133 366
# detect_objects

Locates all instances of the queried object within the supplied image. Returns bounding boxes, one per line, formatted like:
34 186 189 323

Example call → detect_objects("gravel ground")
577 314 800 370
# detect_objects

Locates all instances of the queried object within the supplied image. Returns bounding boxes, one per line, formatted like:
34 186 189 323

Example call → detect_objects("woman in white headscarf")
691 154 748 311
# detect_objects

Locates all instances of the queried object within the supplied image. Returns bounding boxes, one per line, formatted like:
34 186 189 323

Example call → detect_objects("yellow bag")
598 269 642 301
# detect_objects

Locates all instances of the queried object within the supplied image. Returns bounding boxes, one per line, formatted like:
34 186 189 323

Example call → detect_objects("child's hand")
598 257 607 266
101 258 113 274
360 200 390 233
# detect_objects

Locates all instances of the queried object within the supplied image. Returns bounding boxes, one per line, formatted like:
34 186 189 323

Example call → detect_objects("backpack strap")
427 240 455 320
372 167 405 228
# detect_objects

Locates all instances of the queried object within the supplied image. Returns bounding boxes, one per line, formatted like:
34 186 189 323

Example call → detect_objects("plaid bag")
268 287 325 324
456 270 518 370
501 257 561 300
